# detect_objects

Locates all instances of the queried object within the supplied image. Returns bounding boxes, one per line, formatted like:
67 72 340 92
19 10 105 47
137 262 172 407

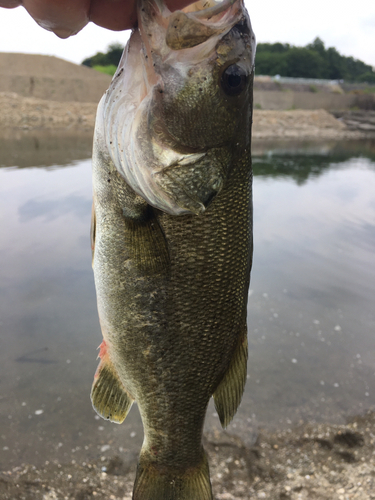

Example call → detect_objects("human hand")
0 0 194 38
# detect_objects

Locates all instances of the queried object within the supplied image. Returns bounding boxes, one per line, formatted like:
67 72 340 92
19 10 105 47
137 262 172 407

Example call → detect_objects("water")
1 133 374 469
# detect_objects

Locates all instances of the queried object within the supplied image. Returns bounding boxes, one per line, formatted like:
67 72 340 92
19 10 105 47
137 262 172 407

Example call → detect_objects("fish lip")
188 0 241 20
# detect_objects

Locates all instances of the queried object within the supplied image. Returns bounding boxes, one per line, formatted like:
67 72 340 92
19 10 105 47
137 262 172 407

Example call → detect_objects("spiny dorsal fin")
213 328 248 428
91 343 134 423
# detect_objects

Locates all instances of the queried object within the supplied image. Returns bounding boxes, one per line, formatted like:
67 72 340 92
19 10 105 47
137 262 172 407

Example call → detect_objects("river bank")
1 92 375 140
1 411 374 500
1 91 375 500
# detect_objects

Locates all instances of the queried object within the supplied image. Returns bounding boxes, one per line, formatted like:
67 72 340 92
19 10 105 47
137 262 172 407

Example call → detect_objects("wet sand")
1 411 374 500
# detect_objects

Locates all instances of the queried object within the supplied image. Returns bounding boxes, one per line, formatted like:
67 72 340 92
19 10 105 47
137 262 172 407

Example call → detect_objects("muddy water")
0 133 374 469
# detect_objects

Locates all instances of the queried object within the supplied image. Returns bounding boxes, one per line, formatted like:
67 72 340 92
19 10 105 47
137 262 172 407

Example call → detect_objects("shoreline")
2 92 375 499
1 92 375 141
1 411 374 499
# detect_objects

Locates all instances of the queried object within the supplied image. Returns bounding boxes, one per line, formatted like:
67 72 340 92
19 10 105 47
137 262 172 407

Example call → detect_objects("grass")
93 65 117 76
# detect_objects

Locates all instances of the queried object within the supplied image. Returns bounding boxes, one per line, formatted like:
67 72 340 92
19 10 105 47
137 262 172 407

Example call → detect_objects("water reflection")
252 138 375 160
0 129 93 168
243 153 375 440
0 137 374 469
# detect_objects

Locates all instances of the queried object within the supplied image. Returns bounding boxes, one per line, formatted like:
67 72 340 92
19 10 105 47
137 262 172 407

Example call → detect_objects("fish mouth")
165 0 244 50
139 0 244 43
138 0 248 85
101 0 253 216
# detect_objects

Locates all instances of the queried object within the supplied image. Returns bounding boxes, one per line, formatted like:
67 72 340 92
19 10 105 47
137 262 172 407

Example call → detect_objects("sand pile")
0 53 111 103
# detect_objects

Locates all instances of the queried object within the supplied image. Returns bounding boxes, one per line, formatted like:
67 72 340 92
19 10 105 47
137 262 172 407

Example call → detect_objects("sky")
0 0 374 68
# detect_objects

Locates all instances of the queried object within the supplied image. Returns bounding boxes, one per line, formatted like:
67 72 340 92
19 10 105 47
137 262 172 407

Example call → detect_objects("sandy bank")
1 92 375 140
0 53 111 103
1 411 374 499
0 92 96 132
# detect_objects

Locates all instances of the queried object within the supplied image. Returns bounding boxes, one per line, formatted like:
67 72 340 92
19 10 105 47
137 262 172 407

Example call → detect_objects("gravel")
1 411 374 499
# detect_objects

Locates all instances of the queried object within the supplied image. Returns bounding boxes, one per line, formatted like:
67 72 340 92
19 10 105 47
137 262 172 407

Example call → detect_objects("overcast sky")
0 0 374 68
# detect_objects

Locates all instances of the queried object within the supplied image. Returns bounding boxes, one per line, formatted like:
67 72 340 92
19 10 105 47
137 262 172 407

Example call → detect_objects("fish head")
100 0 256 215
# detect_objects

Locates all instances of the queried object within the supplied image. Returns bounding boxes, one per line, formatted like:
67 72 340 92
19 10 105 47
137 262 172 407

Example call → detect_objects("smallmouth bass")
90 0 256 498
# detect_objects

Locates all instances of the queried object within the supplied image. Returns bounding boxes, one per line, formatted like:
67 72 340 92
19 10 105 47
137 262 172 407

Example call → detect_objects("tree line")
82 43 123 74
82 38 375 83
255 38 375 83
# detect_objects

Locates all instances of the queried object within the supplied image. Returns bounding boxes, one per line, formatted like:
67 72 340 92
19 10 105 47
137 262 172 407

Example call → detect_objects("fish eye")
220 64 247 96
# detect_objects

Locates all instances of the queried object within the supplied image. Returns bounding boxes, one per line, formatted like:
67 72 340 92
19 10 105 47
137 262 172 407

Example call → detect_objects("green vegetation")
356 72 375 84
82 43 123 68
255 38 375 83
82 38 375 84
93 64 117 76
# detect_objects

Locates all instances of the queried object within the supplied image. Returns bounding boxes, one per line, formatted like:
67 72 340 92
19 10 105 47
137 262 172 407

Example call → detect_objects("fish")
90 0 256 498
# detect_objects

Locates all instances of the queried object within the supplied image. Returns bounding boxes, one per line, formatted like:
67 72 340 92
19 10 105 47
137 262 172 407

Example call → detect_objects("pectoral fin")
213 328 248 428
123 205 170 275
91 342 134 424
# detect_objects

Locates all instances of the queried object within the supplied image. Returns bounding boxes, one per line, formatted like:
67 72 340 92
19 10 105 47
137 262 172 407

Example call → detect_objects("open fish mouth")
137 0 253 102
98 0 255 215
139 0 245 54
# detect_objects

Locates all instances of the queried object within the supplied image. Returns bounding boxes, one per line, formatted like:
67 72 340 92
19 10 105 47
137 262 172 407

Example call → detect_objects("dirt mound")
0 53 111 102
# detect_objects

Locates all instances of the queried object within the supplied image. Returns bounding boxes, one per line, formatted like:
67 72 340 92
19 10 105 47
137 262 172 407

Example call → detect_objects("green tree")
284 48 328 78
255 51 287 75
257 42 290 54
306 37 325 56
325 47 346 79
82 43 124 68
357 71 375 84
254 38 373 82
343 56 372 80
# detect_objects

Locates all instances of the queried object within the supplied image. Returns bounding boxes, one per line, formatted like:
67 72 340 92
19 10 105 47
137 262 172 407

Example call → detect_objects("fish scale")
90 0 255 498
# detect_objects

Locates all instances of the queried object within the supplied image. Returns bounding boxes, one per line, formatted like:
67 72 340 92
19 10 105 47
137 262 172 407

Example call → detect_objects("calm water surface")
1 133 374 468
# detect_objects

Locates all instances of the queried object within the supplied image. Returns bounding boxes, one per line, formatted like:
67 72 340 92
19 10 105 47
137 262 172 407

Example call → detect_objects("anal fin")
91 343 134 424
213 328 248 428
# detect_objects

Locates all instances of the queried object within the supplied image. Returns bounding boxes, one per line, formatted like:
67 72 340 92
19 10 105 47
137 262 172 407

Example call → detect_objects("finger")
89 0 199 31
165 0 196 11
89 0 137 31
0 0 22 7
22 0 91 38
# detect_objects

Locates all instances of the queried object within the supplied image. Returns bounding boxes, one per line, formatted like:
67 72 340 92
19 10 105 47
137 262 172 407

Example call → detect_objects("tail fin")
133 448 212 500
